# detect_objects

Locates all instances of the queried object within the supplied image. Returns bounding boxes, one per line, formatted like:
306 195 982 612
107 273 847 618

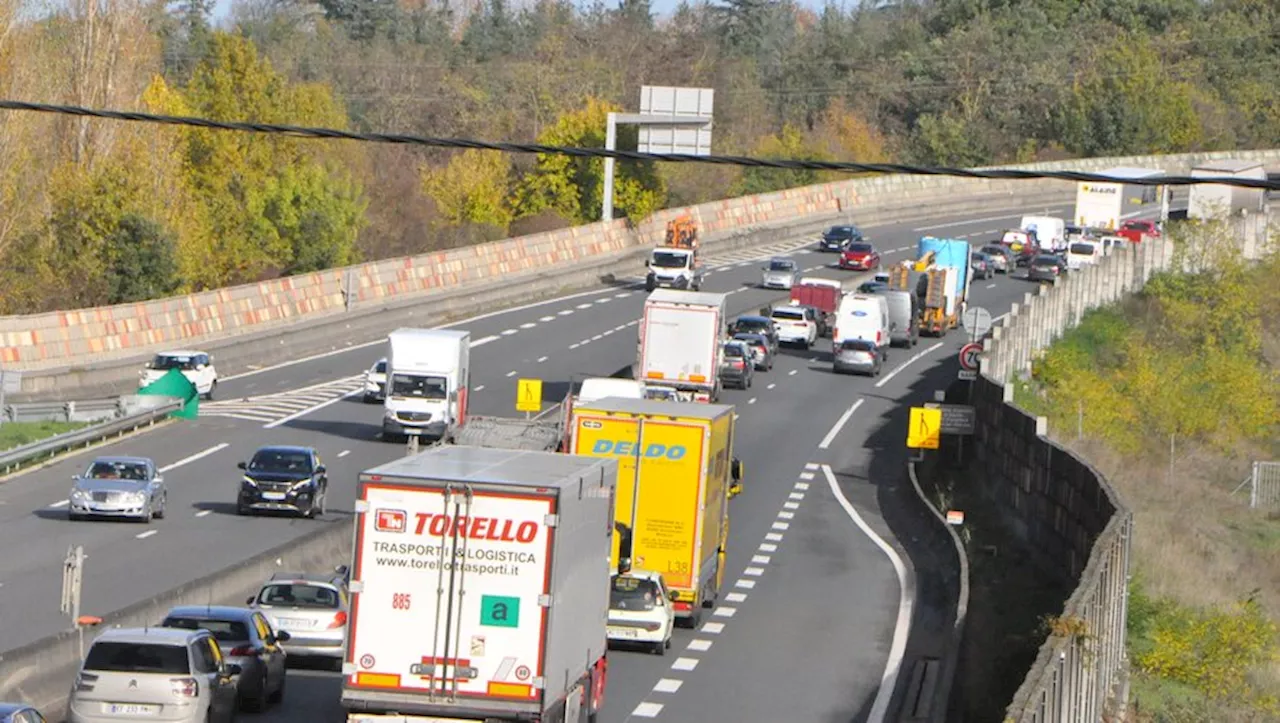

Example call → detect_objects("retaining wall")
4 149 1278 401
959 236 1176 721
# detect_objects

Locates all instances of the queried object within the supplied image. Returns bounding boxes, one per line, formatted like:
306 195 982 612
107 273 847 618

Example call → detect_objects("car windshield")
768 260 795 272
257 583 339 609
858 282 886 293
610 575 660 612
733 319 769 332
248 450 311 474
162 617 250 643
1069 244 1096 256
390 374 447 399
373 360 387 373
823 227 855 239
724 344 746 358
771 310 804 321
84 642 190 674
85 460 148 480
1034 255 1059 265
651 251 688 268
734 334 764 346
981 246 1004 255
971 254 986 262
845 243 874 254
840 340 875 352
151 355 195 371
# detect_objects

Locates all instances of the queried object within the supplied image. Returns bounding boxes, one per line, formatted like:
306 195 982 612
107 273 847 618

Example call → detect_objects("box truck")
342 446 618 723
1074 167 1165 230
1187 160 1267 220
637 289 727 402
383 329 470 443
790 277 843 337
569 398 741 628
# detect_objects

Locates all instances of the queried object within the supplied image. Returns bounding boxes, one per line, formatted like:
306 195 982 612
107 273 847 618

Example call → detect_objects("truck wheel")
645 278 656 292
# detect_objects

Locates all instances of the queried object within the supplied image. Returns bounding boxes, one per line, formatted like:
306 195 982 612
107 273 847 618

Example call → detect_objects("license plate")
108 703 157 715
262 492 286 501
607 627 638 639
278 617 312 628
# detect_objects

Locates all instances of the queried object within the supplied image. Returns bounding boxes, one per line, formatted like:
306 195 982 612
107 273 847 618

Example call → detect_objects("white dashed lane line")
136 530 157 540
501 329 518 336
537 356 549 363
519 322 537 329
506 371 517 377
337 450 351 458
474 385 485 391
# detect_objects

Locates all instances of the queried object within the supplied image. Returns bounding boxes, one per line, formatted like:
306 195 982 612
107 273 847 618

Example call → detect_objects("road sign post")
516 379 543 419
906 407 942 450
62 544 85 656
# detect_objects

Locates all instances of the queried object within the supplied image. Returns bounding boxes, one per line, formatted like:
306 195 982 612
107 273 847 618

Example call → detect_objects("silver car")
833 339 884 376
760 257 799 290
68 627 240 723
362 358 388 403
68 456 167 523
733 332 774 371
247 569 350 668
161 605 290 711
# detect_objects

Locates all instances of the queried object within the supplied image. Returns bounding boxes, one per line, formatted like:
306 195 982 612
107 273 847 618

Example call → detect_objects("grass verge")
0 420 89 453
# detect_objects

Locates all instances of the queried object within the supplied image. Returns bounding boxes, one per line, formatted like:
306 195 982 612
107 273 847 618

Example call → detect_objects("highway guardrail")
0 397 184 476
4 398 125 424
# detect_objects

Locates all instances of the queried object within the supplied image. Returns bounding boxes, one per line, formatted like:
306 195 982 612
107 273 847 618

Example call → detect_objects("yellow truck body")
568 398 735 624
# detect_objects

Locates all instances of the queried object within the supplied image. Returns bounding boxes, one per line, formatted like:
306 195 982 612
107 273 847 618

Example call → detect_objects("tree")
108 214 181 303
421 150 515 232
734 124 827 196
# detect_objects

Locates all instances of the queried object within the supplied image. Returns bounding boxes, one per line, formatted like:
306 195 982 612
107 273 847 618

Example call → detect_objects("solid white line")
195 510 211 518
159 443 230 473
819 399 864 450
472 335 499 347
50 500 69 508
687 639 713 652
701 622 725 634
821 464 912 723
875 341 944 389
262 388 361 429
653 678 683 693
533 403 561 421
136 530 158 539
337 450 350 458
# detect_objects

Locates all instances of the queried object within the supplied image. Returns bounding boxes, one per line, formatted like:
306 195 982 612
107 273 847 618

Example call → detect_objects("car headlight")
242 477 258 487
127 492 146 504
70 488 87 500
291 479 312 492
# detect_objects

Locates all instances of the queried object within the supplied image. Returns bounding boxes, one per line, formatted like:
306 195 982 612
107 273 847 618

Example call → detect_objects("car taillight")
641 622 662 632
731 360 744 369
171 677 199 697
673 601 692 612
74 672 98 692
328 611 348 629
876 331 882 344
228 645 255 657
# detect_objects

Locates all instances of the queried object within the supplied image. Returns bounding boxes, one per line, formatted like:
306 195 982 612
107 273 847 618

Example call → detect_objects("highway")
0 206 1067 722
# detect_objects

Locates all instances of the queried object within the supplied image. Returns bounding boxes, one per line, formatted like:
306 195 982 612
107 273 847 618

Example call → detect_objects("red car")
1116 219 1160 244
839 242 880 271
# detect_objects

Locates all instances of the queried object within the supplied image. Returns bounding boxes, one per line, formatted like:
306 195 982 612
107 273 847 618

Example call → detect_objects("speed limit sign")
959 343 982 372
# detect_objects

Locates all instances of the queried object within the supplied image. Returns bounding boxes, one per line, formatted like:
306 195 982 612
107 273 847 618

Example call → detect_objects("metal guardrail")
0 398 184 475
4 398 125 424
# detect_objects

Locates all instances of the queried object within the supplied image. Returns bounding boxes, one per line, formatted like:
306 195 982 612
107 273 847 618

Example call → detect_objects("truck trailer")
342 446 618 723
637 289 727 402
1187 160 1267 220
789 277 843 337
1074 166 1165 230
568 398 740 628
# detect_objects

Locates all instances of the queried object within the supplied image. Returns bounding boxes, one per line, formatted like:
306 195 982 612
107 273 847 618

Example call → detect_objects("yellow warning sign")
907 407 942 450
516 379 543 413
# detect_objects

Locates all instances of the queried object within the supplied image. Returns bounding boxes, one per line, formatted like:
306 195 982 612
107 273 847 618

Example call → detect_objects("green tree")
733 124 827 196
421 150 514 232
261 163 367 275
107 214 181 303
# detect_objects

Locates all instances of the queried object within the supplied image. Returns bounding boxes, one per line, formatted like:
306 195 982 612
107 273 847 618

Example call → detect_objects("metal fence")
3 398 125 424
1243 461 1280 509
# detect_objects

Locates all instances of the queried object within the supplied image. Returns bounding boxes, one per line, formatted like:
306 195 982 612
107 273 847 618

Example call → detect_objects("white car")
139 350 218 400
760 257 800 290
769 306 818 349
363 358 387 403
607 569 675 655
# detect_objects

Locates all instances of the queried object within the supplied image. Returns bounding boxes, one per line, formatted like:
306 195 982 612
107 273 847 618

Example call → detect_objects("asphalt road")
0 204 1070 722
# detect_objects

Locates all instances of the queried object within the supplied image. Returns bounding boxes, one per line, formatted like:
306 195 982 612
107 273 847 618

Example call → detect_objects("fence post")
1251 461 1259 509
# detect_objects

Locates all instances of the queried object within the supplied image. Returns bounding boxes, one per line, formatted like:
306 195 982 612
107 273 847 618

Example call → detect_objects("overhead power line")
1 99 1277 190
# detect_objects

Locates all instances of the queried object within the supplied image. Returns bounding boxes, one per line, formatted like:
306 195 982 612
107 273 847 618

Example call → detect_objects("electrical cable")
1 99 1277 190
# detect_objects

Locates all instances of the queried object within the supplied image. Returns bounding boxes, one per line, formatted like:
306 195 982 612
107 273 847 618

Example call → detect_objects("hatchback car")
237 446 328 518
971 252 995 280
68 456 167 523
139 350 218 400
760 257 799 290
839 242 880 271
362 358 388 403
247 570 350 668
719 340 754 389
833 339 884 376
161 605 290 711
857 280 889 294
979 244 1013 273
0 703 47 723
769 305 818 349
818 224 862 252
733 333 773 371
1028 254 1068 283
607 569 676 655
729 315 779 354
68 627 240 723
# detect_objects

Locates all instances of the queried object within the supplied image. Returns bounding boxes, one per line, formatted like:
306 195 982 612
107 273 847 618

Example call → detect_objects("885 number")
392 593 412 610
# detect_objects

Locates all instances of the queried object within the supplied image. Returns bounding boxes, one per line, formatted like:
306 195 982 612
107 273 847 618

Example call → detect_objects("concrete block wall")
1 149 1276 377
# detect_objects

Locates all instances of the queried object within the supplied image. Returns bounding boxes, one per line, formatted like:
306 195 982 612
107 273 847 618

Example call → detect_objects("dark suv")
818 224 863 252
237 446 328 518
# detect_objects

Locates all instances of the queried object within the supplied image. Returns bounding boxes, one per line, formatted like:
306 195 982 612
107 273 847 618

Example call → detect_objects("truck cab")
646 216 703 292
382 329 470 443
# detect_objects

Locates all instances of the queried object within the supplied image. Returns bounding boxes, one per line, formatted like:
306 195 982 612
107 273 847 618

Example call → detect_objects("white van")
1020 216 1066 252
834 294 890 351
1065 240 1102 271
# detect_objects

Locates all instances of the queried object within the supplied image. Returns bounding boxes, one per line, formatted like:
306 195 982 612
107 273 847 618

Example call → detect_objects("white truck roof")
1191 160 1263 174
645 288 727 307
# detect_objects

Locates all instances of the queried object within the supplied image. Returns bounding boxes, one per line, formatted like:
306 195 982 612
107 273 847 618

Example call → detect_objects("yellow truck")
568 398 742 627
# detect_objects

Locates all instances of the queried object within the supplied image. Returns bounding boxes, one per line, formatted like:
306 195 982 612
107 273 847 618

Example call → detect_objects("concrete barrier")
0 521 353 721
4 149 1277 402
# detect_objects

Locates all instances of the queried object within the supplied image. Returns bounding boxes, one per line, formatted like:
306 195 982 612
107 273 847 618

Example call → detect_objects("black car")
238 445 328 518
818 224 863 252
729 315 779 354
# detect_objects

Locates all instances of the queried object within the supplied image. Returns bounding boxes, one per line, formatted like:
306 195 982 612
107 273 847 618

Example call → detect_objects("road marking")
805 462 819 470
875 341 944 389
788 369 797 375
672 657 699 670
536 356 548 363
472 335 499 347
569 343 580 349
713 607 737 618
50 500 69 508
759 542 777 552
778 511 795 520
136 530 158 539
752 555 771 564
688 639 713 652
784 501 800 510
747 398 756 404
595 297 610 304
766 383 776 390
558 309 574 316
986 283 997 289
725 592 747 603
701 622 725 634
615 325 627 332
808 356 818 362
819 399 864 450
765 532 783 541
795 482 810 491
195 510 211 518
592 334 603 341
735 579 756 589
506 371 517 377
579 339 591 346
160 443 230 473
822 464 913 723
539 315 555 322
653 679 683 693
789 492 805 500
500 329 518 336
632 702 664 717
263 386 362 429
615 292 631 298
744 567 764 576
576 303 593 309
800 471 815 479
772 521 790 530
602 329 614 336
474 385 485 391
519 322 537 329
